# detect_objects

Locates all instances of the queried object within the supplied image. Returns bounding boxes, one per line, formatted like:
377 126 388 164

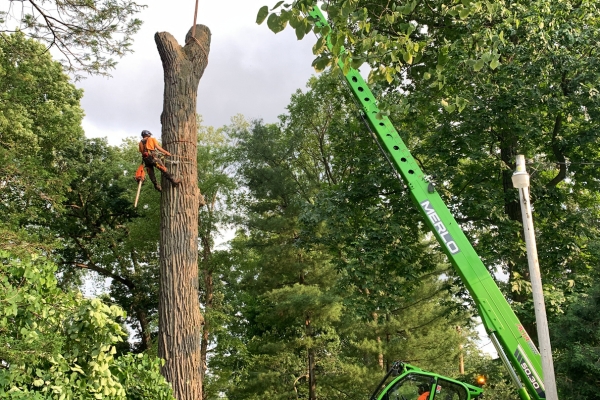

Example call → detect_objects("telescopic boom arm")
307 6 545 400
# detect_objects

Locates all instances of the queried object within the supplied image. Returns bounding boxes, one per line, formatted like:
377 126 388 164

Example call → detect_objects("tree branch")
66 261 136 290
547 114 567 187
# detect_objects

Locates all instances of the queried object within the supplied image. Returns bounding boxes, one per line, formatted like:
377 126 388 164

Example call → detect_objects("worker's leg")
143 156 164 192
155 158 181 186
144 162 162 192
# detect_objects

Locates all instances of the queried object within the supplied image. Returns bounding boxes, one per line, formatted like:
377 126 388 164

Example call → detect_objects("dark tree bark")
135 307 152 350
200 233 213 394
306 315 317 400
155 24 211 400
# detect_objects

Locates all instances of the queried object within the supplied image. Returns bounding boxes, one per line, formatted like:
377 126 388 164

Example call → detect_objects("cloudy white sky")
78 0 316 145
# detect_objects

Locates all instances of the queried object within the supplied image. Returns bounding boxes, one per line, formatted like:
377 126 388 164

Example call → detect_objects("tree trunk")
373 312 384 369
155 24 211 400
306 315 317 400
200 234 213 399
135 307 152 351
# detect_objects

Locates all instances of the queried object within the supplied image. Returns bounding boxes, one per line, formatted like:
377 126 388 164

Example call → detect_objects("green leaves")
1 0 145 77
471 52 501 72
0 246 174 399
212 71 481 398
441 98 456 113
0 33 85 231
552 283 600 398
311 54 331 72
441 96 470 113
473 59 485 72
271 1 285 11
259 3 311 38
489 57 500 70
266 13 286 33
256 6 269 24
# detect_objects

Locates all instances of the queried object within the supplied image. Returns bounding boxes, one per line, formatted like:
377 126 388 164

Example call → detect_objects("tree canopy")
0 30 171 398
0 30 87 240
255 1 600 396
0 0 145 77
0 233 174 399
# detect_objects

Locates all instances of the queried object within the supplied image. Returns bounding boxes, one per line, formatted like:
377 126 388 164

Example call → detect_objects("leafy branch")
1 0 146 78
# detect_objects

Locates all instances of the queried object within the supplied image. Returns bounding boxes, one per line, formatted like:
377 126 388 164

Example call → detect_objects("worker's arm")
155 142 172 157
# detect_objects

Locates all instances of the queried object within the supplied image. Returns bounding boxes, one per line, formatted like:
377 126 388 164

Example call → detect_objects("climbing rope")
165 154 194 178
162 141 196 178
164 154 196 215
191 0 199 38
185 0 200 45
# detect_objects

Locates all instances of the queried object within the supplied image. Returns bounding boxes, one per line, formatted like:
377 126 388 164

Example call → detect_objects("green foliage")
0 32 83 154
0 0 146 77
254 1 600 396
259 0 600 341
0 32 84 230
209 73 480 399
39 135 166 352
111 353 174 400
386 0 600 330
0 245 174 399
0 22 173 400
460 354 515 400
552 284 600 399
195 115 240 392
258 0 496 83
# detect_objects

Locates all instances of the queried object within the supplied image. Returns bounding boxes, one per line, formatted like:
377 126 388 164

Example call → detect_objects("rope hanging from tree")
187 0 200 45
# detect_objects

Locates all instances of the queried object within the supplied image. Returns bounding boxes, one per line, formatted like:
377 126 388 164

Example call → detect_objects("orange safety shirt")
139 137 159 154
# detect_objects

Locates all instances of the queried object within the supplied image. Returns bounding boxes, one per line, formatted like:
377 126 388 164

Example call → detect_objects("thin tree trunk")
306 315 317 400
384 313 391 371
200 234 213 398
135 307 152 351
373 312 384 369
155 24 211 400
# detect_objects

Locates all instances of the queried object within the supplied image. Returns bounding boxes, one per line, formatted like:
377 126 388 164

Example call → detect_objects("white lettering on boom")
420 200 461 254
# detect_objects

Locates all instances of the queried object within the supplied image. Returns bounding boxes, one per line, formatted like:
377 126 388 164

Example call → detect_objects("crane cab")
373 363 483 400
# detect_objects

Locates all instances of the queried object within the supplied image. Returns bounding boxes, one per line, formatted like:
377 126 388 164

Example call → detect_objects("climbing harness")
135 137 181 205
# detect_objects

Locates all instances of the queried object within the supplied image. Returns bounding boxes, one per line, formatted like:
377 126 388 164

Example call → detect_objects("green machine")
306 6 546 400
370 362 484 400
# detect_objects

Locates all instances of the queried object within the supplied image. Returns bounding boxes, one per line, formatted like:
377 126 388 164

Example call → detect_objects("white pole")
511 155 559 400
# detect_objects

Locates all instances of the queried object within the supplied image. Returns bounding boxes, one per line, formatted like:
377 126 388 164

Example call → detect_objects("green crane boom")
307 6 546 400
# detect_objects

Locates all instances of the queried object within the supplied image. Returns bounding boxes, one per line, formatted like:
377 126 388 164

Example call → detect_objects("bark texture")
155 24 211 400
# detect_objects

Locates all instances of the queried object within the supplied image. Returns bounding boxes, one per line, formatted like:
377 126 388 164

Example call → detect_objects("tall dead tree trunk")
155 24 211 400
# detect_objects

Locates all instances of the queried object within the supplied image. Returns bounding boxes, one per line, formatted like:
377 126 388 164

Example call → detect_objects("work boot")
153 183 162 192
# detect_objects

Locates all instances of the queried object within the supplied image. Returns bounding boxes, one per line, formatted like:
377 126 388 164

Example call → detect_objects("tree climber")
139 130 181 192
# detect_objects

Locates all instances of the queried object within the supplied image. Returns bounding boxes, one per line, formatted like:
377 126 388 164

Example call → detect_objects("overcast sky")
78 0 316 145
